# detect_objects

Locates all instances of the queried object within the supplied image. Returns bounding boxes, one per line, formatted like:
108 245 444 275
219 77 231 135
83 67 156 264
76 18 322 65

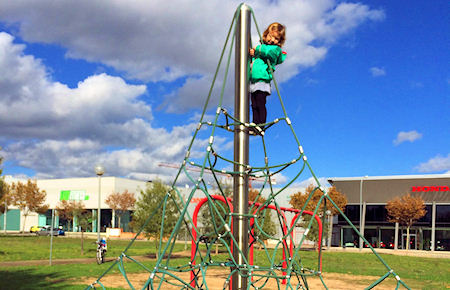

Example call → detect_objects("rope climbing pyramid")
86 4 411 290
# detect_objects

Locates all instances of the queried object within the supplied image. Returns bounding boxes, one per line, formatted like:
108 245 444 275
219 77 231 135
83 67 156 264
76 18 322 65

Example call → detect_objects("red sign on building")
412 186 449 192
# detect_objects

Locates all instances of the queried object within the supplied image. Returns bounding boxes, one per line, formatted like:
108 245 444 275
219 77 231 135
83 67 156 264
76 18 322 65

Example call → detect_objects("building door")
0 209 21 231
38 214 47 226
402 233 417 250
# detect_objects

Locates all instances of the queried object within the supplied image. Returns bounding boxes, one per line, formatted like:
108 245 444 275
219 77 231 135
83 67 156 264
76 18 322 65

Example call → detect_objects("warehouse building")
0 175 303 236
0 176 148 233
328 174 450 251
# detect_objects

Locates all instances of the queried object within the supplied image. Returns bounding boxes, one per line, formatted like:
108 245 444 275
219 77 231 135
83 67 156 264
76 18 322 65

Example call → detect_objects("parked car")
36 226 59 236
30 225 41 233
343 242 355 248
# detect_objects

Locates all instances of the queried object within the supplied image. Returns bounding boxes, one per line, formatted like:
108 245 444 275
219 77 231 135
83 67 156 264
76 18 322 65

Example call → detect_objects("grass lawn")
1 236 449 289
0 235 186 261
0 260 164 289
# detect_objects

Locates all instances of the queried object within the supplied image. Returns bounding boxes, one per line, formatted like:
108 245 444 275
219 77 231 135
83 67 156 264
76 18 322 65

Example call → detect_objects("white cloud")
0 32 149 140
393 130 422 146
415 154 450 173
369 66 386 77
3 123 219 180
0 0 385 112
0 0 387 181
0 32 219 179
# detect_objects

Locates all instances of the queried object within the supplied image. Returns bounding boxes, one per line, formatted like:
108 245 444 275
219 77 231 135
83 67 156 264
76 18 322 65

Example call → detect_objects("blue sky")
0 0 448 187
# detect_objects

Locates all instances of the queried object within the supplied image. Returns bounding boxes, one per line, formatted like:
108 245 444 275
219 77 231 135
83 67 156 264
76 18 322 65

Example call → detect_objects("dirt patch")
81 269 397 289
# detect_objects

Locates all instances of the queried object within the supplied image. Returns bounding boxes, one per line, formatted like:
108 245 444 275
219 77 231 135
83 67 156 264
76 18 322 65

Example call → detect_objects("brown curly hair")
262 22 286 47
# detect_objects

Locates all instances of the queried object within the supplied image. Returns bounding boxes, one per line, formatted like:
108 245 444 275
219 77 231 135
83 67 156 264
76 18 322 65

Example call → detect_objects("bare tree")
56 200 91 254
0 183 11 214
289 185 347 247
0 154 11 217
105 190 136 229
0 183 11 232
10 180 49 232
249 189 277 242
56 200 77 231
289 185 347 215
386 194 426 250
72 201 92 255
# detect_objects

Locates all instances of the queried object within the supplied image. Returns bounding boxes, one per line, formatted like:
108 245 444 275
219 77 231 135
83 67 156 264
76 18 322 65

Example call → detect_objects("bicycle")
96 240 107 264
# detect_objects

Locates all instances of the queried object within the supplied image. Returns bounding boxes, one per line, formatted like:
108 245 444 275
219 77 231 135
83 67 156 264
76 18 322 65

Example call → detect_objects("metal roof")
328 173 450 183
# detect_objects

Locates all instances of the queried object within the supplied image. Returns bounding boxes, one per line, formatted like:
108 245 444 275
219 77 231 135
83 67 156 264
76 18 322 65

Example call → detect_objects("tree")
289 185 347 247
0 182 11 215
0 150 8 213
105 190 136 229
0 154 12 231
10 180 49 232
249 189 277 242
132 180 180 256
198 185 277 247
386 194 426 250
56 200 77 231
56 200 92 255
0 154 3 203
72 202 92 255
198 183 233 241
289 185 347 215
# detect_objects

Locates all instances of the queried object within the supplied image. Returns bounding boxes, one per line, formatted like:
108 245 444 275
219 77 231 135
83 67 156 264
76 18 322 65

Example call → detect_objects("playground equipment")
86 4 411 290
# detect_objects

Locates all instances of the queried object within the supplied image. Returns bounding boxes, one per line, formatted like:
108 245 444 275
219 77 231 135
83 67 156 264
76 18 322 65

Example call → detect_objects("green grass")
1 236 449 289
244 249 450 289
0 258 193 289
0 235 186 261
308 251 449 289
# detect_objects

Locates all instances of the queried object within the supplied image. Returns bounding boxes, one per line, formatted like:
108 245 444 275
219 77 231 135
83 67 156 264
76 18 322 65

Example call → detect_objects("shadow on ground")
0 269 75 289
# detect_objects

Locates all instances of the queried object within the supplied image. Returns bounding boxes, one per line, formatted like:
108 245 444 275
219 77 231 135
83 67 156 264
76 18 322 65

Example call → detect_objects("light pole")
95 165 105 242
3 197 7 234
359 175 368 250
326 210 332 249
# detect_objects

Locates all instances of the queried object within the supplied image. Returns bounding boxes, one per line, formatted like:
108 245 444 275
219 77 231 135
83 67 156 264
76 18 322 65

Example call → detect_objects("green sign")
60 190 90 201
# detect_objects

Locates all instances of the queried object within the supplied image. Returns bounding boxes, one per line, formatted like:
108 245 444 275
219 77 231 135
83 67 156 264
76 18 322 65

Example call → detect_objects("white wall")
4 175 305 234
4 176 148 230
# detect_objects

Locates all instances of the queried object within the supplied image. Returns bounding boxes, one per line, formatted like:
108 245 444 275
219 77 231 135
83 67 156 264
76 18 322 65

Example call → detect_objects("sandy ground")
81 269 398 289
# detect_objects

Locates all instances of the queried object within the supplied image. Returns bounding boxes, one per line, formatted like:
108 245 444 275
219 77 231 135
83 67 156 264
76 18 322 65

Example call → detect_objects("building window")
435 230 450 251
44 210 53 226
380 229 395 249
436 205 450 227
363 228 378 247
342 227 359 247
416 205 432 226
365 205 388 223
338 205 360 224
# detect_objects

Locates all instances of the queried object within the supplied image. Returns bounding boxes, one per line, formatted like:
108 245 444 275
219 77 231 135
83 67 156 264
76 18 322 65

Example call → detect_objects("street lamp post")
326 210 332 249
95 165 105 242
359 175 368 250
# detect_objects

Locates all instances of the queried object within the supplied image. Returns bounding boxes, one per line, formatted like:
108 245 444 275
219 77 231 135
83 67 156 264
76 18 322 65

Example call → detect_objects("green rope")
85 4 411 290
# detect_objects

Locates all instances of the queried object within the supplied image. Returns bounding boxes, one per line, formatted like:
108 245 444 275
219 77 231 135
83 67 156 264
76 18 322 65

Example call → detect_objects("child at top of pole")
249 22 286 135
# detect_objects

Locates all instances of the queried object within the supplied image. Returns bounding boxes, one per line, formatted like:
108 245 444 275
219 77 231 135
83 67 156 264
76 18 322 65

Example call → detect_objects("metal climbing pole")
232 3 250 290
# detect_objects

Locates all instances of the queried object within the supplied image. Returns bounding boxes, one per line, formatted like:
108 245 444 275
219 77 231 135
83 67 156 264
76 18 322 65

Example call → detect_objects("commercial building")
0 176 147 233
7 172 448 252
1 175 305 237
328 174 450 251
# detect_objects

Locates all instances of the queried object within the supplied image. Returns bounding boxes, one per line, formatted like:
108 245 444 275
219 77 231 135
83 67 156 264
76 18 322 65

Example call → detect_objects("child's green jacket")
250 44 286 84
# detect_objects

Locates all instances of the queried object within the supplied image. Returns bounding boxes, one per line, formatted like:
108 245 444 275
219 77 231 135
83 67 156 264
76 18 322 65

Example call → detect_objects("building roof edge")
328 173 450 183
